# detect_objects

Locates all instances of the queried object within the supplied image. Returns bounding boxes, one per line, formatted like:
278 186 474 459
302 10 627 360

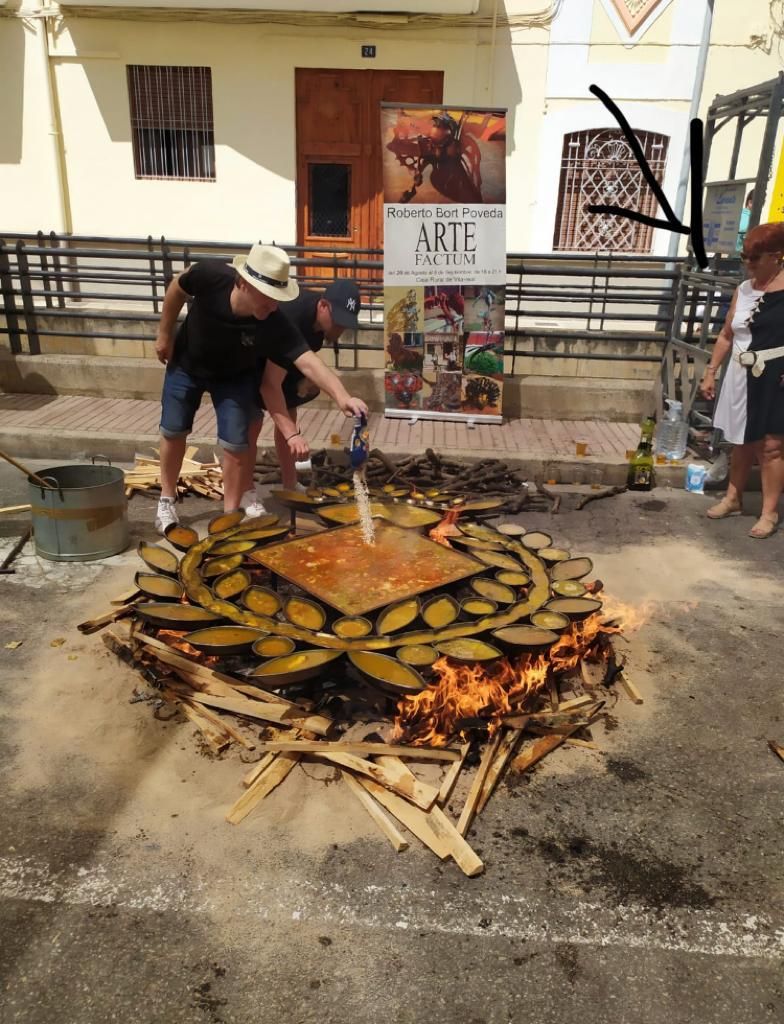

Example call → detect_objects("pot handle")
38 474 63 500
90 454 113 466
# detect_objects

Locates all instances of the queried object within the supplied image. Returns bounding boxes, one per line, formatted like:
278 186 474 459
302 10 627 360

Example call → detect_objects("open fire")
156 629 219 664
394 599 648 747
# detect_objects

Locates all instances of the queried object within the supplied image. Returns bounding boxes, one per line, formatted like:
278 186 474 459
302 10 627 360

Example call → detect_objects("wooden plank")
356 776 450 861
77 601 138 635
437 741 470 806
255 740 459 761
161 689 230 754
547 676 559 712
242 753 278 787
110 587 141 606
180 689 332 737
564 736 599 750
557 694 595 713
476 728 524 814
503 702 602 730
426 804 484 878
226 753 300 825
310 752 438 810
511 726 582 774
456 730 503 837
0 504 31 515
139 635 294 705
768 739 784 763
181 697 256 750
341 771 409 852
372 755 485 877
617 670 644 705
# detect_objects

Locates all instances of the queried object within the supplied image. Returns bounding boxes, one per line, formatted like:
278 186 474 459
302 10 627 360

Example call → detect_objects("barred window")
127 65 215 181
553 128 669 253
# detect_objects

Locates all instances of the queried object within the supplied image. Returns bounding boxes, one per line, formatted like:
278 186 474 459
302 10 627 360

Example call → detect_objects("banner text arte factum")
386 206 504 268
384 205 507 272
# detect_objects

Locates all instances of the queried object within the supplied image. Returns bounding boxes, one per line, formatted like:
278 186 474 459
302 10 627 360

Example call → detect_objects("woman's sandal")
706 496 743 519
749 514 779 539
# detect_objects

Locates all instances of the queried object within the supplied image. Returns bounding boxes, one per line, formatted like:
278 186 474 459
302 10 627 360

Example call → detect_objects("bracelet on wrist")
285 430 301 442
705 366 718 373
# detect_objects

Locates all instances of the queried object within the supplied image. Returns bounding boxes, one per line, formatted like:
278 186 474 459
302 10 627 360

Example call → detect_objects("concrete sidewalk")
0 391 687 486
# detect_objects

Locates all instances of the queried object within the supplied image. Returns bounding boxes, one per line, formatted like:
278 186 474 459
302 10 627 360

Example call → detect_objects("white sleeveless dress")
712 279 764 445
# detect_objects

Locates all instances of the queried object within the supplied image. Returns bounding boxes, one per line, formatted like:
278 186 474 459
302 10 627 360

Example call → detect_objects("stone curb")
0 424 696 489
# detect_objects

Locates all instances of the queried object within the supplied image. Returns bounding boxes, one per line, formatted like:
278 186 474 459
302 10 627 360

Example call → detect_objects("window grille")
308 163 351 237
553 128 669 252
127 65 215 181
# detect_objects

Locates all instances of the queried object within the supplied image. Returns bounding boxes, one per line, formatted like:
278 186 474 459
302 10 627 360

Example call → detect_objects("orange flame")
156 629 219 665
393 603 642 745
428 508 462 548
599 594 654 633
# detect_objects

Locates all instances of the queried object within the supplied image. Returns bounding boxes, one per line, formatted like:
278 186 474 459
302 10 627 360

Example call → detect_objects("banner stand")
381 103 508 426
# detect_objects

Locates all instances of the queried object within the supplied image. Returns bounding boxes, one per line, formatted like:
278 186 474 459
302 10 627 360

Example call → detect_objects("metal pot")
28 457 129 562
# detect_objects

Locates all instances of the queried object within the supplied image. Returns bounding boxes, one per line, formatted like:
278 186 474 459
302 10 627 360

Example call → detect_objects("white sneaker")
155 496 179 534
240 489 267 518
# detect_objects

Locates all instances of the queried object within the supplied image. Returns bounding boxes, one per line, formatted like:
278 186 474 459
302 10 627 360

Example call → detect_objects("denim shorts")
160 365 262 452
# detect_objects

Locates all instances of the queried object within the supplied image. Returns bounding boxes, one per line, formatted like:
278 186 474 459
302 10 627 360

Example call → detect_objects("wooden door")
296 68 443 269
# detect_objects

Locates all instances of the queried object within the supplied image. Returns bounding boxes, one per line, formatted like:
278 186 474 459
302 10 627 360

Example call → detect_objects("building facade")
1 0 782 252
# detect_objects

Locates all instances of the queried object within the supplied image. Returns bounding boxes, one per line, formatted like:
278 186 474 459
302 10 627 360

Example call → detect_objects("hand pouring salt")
350 415 375 546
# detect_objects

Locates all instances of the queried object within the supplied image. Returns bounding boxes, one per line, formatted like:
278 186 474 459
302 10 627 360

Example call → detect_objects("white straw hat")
232 244 299 301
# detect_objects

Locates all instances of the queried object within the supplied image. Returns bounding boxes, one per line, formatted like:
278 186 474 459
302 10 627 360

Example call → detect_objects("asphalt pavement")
0 460 782 1024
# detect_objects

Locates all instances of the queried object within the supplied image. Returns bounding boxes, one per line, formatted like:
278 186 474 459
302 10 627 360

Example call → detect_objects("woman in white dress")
700 222 784 538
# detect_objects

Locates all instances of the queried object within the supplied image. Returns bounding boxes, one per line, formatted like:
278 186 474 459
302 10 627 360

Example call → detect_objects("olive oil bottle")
627 432 654 491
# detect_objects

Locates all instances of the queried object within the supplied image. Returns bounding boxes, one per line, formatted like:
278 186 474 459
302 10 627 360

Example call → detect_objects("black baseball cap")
323 280 360 329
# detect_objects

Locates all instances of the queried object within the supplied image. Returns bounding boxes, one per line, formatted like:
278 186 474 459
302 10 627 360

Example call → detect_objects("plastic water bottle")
654 400 689 461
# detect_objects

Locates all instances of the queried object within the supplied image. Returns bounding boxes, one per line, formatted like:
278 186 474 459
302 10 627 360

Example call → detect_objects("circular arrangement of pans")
135 507 604 697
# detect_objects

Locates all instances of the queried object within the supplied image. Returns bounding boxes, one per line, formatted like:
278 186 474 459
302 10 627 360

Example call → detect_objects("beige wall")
48 16 502 241
0 15 62 229
699 1 784 206
0 0 782 246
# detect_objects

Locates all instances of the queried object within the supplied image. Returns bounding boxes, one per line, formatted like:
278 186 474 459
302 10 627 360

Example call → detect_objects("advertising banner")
381 103 507 423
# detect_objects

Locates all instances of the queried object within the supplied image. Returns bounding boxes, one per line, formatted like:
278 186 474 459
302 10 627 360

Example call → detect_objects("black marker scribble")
586 84 708 268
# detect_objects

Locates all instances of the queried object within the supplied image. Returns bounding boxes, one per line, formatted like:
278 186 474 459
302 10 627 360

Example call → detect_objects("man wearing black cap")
244 280 361 499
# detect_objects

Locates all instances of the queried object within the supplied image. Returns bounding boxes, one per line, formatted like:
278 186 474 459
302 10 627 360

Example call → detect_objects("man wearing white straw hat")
153 243 367 533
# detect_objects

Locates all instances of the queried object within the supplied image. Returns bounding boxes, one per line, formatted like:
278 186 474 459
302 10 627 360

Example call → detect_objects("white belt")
737 346 784 377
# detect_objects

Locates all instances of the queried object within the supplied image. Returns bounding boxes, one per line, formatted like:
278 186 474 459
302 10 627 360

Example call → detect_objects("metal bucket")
28 457 129 562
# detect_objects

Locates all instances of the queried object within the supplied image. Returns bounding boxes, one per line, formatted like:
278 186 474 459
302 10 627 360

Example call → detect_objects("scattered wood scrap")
124 448 224 500
768 739 784 764
577 485 627 510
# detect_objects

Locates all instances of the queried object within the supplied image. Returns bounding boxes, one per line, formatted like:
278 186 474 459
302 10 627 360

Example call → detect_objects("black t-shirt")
255 288 324 402
172 260 309 379
278 289 324 390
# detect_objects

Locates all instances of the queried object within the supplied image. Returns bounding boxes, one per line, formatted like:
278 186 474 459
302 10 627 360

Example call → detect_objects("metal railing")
0 231 687 369
659 257 742 425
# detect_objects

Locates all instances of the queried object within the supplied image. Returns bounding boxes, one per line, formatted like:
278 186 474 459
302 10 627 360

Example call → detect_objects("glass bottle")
627 438 654 491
